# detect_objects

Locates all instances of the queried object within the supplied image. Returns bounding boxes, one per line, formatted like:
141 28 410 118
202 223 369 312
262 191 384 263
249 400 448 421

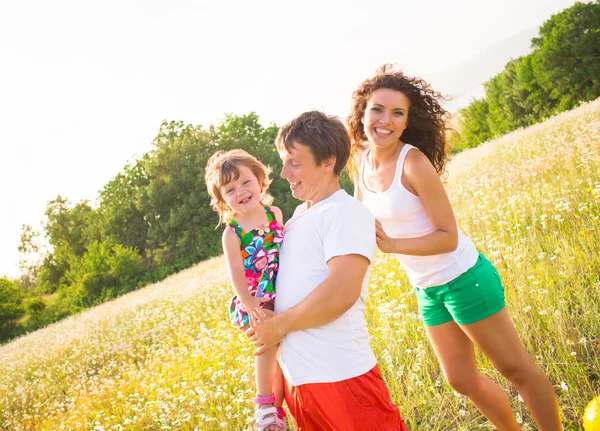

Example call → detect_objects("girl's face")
362 88 410 150
220 165 263 215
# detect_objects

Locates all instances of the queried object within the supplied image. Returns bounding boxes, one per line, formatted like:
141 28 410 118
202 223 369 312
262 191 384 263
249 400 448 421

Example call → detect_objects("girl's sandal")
253 394 287 431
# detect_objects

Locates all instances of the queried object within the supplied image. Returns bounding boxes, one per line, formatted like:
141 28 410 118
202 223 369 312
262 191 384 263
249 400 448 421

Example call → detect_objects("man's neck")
306 178 341 208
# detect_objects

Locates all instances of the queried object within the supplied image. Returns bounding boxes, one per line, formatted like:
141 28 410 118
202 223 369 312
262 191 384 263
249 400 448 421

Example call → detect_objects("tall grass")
1 100 599 430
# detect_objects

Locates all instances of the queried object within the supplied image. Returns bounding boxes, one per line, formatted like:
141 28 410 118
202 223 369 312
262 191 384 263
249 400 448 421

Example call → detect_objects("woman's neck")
369 141 403 170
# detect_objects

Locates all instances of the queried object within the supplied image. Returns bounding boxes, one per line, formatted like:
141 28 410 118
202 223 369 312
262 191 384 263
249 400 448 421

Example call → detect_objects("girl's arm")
376 150 458 256
222 228 268 322
270 206 284 226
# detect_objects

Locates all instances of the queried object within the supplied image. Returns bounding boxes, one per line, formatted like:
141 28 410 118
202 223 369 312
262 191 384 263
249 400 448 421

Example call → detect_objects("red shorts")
284 365 408 431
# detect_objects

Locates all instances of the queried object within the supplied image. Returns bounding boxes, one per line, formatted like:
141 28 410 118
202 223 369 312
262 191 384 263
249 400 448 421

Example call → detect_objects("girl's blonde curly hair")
205 149 273 225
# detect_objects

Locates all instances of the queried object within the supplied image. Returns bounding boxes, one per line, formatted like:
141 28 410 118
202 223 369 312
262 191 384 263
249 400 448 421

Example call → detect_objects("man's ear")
324 156 337 172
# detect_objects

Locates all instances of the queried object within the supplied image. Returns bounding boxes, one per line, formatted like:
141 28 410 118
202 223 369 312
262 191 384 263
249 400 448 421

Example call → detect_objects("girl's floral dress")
228 206 284 328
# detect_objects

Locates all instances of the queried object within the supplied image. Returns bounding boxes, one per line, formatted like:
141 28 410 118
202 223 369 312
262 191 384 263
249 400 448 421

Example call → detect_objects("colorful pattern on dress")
228 206 284 328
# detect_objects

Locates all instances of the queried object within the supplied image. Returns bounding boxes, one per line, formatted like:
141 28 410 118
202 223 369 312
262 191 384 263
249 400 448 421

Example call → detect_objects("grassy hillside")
1 100 599 430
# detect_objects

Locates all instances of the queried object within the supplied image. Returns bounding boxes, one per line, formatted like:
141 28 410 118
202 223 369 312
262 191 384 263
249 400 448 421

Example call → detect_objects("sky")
0 0 581 278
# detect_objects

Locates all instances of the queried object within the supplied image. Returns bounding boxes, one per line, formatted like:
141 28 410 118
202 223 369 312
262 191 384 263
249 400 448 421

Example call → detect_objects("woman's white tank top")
358 144 479 288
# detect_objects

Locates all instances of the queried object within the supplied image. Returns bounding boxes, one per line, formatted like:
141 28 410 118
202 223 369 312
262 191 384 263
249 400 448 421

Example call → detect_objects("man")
247 111 407 430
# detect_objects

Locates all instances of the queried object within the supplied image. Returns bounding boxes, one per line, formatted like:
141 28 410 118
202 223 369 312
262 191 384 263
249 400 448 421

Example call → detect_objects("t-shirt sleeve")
323 201 376 263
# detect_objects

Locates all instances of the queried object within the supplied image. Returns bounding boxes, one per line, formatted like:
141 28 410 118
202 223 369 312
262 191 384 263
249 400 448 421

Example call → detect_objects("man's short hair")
275 111 351 176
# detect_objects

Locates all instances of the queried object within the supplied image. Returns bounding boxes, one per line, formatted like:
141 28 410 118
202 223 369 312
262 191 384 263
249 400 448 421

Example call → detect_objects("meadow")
1 99 599 430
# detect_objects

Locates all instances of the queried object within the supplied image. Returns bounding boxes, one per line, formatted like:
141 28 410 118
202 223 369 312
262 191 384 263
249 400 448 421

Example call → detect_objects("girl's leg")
426 320 521 431
273 355 285 409
255 345 284 431
462 308 562 431
256 344 278 398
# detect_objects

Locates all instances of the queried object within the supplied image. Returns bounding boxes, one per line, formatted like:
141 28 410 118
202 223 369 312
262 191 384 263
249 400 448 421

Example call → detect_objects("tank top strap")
358 148 370 189
227 219 244 239
396 143 417 178
359 148 369 174
264 206 275 222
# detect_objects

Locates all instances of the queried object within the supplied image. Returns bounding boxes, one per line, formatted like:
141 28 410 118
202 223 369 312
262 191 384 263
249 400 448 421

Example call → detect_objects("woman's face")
362 88 410 150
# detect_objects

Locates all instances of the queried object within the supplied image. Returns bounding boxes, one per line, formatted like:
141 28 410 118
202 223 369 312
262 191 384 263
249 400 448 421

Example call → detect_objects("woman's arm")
376 150 458 256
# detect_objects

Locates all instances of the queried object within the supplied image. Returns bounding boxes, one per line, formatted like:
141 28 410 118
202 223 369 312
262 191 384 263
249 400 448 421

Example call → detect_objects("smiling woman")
349 64 563 431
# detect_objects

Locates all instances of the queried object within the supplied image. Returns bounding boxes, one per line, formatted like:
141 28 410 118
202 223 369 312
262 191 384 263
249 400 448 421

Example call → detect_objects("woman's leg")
462 308 562 431
426 320 521 431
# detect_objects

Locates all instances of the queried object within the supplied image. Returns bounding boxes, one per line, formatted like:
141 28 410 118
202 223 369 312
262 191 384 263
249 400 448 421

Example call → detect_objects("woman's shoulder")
403 145 435 175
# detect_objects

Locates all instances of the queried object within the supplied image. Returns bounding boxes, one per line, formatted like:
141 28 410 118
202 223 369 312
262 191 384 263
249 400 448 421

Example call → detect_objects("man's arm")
281 253 369 330
249 253 369 355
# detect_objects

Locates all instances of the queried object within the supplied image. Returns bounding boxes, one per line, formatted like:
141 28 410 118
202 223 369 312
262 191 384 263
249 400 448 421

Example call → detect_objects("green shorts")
414 253 506 326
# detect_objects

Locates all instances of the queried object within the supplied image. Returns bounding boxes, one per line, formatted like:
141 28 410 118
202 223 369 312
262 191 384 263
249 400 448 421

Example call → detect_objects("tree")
458 98 492 148
17 224 43 293
513 54 555 122
142 120 218 270
457 1 599 151
485 59 532 135
37 197 96 293
97 156 150 256
65 241 145 306
0 278 24 336
532 1 600 111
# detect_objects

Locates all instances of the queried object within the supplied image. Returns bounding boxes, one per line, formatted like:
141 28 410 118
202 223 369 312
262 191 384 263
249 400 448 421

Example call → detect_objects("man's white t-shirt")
275 189 377 386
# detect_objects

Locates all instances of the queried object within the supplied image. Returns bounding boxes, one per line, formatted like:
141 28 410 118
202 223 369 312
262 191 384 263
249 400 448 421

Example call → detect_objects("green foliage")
97 156 150 255
458 98 493 149
532 1 600 111
38 197 96 294
459 1 600 149
17 224 42 293
66 241 145 306
0 278 24 340
23 297 46 315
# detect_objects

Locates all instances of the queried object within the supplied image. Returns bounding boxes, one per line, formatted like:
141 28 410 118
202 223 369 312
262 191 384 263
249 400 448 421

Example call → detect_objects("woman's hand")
375 219 396 254
242 295 270 326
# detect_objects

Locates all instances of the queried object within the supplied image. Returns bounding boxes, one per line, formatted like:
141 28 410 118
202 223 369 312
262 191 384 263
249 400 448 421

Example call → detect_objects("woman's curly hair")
347 64 453 179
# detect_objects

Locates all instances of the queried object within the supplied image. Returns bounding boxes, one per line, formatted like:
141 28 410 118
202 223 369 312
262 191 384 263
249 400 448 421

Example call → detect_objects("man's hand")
375 219 396 253
241 295 270 326
245 310 285 356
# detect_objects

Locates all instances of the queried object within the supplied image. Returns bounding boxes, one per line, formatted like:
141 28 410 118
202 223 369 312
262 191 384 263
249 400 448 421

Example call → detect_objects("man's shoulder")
320 191 374 224
331 191 373 214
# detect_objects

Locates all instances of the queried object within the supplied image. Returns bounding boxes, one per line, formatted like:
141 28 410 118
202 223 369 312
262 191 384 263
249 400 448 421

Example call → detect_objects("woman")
348 64 562 431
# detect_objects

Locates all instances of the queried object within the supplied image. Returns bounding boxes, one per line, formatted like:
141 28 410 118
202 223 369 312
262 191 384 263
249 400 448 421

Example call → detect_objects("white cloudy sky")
0 0 580 277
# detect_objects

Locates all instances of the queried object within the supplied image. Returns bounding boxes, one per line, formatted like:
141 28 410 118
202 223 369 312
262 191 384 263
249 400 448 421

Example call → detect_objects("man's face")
279 141 334 203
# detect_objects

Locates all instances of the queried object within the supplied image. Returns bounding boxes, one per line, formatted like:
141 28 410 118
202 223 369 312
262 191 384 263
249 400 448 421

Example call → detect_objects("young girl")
348 65 562 431
205 149 286 431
